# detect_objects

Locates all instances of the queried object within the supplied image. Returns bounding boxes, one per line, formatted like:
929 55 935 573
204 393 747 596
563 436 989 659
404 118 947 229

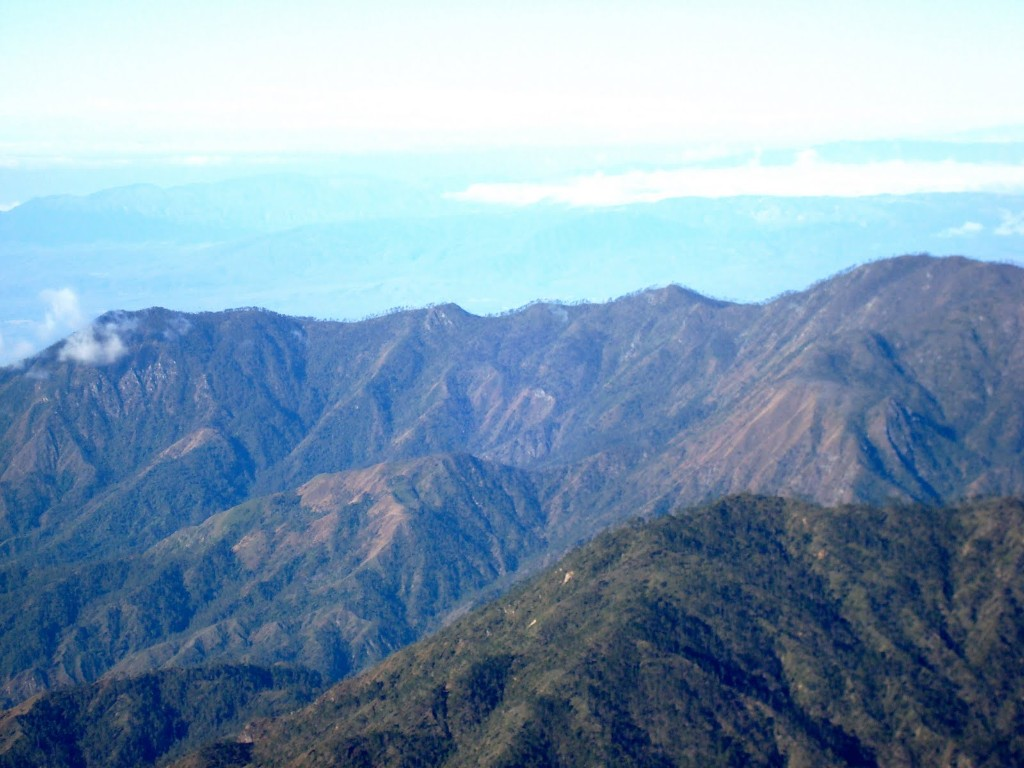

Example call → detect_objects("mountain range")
4 173 1023 364
0 253 1022 764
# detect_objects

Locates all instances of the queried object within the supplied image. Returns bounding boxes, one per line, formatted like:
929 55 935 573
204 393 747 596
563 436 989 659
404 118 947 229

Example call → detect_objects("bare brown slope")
649 256 1024 506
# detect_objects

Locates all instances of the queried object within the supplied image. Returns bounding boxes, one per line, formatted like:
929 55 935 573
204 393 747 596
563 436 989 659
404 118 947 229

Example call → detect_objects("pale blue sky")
3 0 1024 158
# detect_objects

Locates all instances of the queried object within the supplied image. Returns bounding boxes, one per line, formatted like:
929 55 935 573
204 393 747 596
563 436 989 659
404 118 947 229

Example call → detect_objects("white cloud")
0 287 91 367
940 221 984 237
0 330 40 367
450 158 1024 207
163 314 192 339
995 210 1024 236
58 326 127 365
0 201 20 212
39 288 84 337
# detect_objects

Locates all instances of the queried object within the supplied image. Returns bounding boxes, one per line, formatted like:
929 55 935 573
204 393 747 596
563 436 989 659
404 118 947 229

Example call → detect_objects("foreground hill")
5 495 1018 767
231 496 1024 768
0 254 1022 705
0 664 322 767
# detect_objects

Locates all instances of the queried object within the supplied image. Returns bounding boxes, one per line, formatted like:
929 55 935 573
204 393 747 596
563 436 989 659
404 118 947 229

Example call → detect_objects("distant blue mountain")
2 170 1023 364
0 174 448 245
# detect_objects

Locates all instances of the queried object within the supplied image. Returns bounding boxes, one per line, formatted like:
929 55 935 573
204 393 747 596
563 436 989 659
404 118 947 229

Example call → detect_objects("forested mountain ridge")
0 254 1022 708
0 664 323 767
4 495 1020 767
231 495 1024 768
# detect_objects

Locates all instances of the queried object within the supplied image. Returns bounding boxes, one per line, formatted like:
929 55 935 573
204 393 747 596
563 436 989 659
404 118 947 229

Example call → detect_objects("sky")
4 0 1024 158
2 1 1024 365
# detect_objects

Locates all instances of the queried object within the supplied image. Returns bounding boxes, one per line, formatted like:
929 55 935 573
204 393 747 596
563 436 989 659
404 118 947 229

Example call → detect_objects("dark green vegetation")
0 664 322 767
5 495 1021 767
234 496 1024 767
2 455 544 693
0 255 1022 725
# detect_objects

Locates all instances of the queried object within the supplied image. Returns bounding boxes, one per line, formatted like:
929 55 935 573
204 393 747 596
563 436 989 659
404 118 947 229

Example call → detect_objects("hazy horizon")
3 1 1024 365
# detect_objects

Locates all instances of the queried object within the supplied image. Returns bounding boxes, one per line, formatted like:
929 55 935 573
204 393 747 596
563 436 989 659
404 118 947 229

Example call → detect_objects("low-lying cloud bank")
451 155 1024 206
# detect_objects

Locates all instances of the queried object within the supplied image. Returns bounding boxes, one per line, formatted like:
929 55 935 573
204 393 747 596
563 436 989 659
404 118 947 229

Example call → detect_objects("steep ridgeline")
0 255 1022 706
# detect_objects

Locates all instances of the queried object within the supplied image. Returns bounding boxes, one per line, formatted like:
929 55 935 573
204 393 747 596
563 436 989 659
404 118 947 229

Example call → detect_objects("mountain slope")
0 664 322 768
640 254 1024 506
238 495 1024 768
0 454 545 706
0 254 1022 705
4 255 1021 551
